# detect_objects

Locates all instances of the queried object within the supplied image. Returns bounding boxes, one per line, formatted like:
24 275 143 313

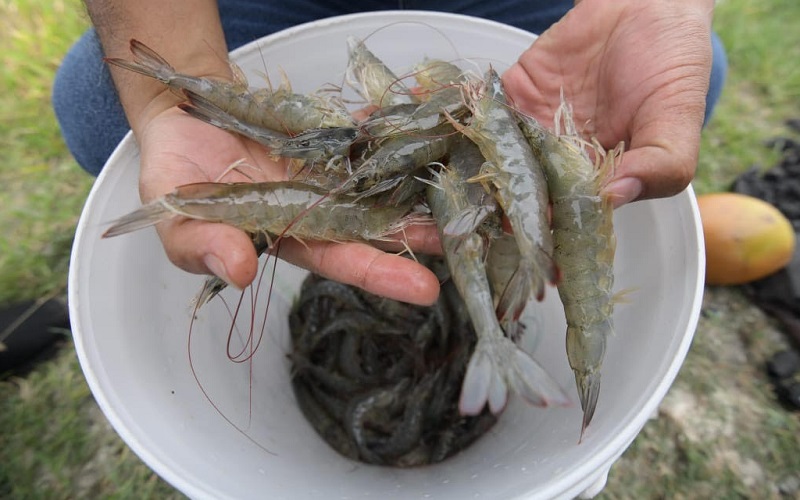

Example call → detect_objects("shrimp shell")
345 35 419 108
456 69 558 322
105 39 354 135
518 100 624 438
179 90 359 161
336 121 456 198
426 140 569 416
102 181 429 243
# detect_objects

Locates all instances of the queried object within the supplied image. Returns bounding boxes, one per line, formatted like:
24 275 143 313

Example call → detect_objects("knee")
53 29 130 176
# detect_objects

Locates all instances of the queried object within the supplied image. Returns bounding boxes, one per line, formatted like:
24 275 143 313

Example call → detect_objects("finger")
603 103 704 207
602 73 708 207
604 141 697 207
156 219 259 289
371 223 443 255
276 239 441 306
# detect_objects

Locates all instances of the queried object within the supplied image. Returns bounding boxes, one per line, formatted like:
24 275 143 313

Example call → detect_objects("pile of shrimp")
289 259 496 466
102 34 625 454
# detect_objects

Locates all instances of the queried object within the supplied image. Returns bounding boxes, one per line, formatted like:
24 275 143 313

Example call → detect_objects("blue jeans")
52 0 727 175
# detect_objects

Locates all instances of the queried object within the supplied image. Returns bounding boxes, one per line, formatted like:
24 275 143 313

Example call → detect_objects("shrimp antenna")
360 21 464 63
215 158 259 182
187 283 278 456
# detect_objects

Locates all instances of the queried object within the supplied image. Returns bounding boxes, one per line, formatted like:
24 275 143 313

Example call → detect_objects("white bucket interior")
69 11 705 500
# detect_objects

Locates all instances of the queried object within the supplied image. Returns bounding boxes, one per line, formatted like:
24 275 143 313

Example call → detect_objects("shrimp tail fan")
102 201 174 238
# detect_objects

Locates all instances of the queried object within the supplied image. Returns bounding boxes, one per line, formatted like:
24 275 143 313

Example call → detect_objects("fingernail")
203 254 236 288
604 177 643 208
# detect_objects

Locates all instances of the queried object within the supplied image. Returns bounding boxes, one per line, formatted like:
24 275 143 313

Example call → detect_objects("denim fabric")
708 31 727 125
215 0 572 50
52 30 129 176
52 0 726 175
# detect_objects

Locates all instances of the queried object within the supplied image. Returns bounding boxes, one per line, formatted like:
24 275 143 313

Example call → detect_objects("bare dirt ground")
603 285 800 499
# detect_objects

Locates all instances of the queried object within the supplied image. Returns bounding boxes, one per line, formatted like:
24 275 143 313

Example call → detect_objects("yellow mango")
698 192 796 285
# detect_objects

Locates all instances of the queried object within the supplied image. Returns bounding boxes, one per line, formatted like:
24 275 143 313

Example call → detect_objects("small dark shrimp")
430 412 498 463
288 270 499 466
290 352 365 395
295 310 382 355
346 379 410 464
291 376 359 460
371 372 440 460
296 279 369 312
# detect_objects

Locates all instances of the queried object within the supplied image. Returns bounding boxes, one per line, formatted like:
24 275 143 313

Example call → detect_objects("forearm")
84 0 230 134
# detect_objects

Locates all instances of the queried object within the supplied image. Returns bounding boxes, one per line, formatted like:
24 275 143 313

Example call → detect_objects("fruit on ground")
698 192 796 285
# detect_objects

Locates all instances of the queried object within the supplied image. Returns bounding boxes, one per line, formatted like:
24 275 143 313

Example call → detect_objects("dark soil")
732 119 800 409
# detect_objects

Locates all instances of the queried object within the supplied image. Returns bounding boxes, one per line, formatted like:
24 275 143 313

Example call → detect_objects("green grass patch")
0 0 179 496
0 0 89 159
0 340 183 499
0 0 94 303
694 0 800 194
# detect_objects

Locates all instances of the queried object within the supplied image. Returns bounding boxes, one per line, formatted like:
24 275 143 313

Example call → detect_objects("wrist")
110 47 235 138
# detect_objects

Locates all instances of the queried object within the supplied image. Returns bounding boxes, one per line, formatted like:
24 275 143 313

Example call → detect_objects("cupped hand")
136 105 442 305
503 0 714 207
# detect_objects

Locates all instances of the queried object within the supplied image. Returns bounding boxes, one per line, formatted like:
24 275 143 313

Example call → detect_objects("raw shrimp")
101 181 429 243
431 137 523 336
413 59 467 93
179 90 359 161
485 232 525 340
360 99 467 138
345 378 410 464
336 121 456 198
357 59 473 138
425 138 569 416
455 68 558 323
413 58 476 113
291 375 359 460
345 35 419 108
247 71 356 132
360 103 437 137
518 99 623 438
105 39 355 134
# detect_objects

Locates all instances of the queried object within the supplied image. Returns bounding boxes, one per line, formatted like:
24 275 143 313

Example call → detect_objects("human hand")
503 0 714 207
136 104 442 305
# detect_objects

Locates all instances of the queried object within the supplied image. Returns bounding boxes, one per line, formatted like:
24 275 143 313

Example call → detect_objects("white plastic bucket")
69 11 705 499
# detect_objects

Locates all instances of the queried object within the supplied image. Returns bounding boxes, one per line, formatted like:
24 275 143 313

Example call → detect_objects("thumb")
602 90 707 207
157 219 260 289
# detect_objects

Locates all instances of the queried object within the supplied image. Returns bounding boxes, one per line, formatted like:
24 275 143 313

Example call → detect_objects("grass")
693 0 800 194
1 0 799 498
0 0 178 496
0 346 180 498
0 0 94 303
